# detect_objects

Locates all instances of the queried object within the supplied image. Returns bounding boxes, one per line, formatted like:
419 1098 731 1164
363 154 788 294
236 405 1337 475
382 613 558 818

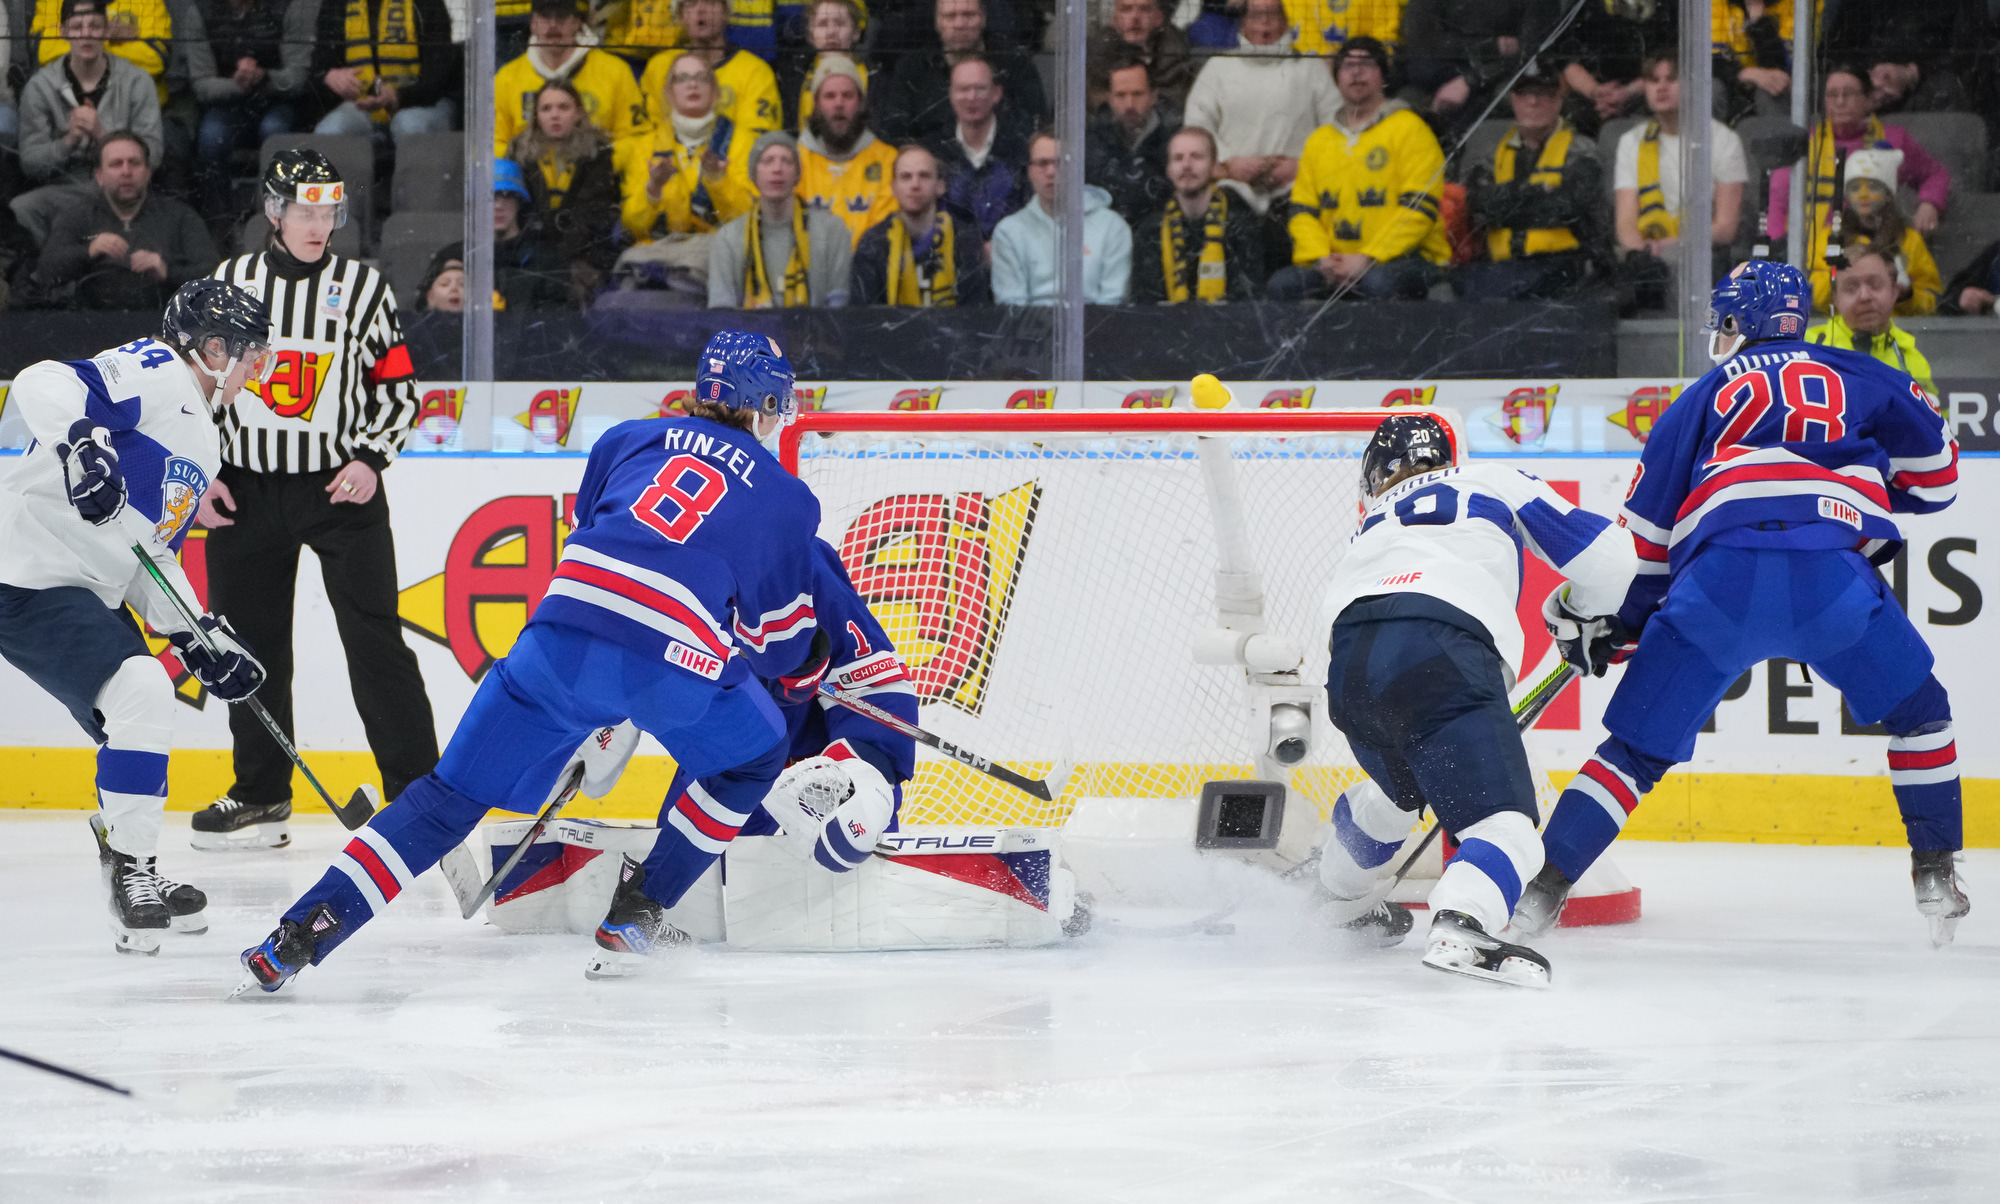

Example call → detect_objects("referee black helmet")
263 148 349 228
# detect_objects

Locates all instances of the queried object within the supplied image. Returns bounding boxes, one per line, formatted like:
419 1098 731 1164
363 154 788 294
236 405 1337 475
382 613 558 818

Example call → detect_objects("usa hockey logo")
155 456 208 544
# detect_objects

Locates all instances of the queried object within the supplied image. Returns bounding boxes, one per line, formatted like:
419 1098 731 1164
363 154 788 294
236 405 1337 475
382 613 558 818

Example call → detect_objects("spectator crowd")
1 0 1998 321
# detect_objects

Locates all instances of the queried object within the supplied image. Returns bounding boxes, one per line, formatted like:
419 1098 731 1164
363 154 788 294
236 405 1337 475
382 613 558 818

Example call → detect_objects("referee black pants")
205 465 439 805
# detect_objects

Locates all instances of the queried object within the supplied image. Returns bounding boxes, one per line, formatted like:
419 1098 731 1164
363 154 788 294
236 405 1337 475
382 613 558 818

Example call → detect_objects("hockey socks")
1882 678 1962 852
1427 810 1542 937
1543 739 1670 884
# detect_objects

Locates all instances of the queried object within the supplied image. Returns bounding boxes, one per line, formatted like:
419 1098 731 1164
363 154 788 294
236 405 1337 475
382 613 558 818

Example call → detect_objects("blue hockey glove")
170 614 266 702
54 419 125 526
1541 585 1634 678
774 626 833 705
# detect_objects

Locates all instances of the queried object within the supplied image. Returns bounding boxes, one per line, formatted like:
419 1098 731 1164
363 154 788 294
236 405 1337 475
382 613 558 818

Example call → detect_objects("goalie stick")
817 682 1061 802
458 760 587 919
1 1043 133 1098
1382 660 1582 889
124 532 374 831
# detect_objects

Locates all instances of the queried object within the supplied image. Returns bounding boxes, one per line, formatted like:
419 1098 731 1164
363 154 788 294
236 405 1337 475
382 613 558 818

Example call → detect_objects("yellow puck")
1190 374 1233 410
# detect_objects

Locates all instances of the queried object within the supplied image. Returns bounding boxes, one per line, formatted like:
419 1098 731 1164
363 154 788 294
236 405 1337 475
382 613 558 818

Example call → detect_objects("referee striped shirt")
211 250 422 475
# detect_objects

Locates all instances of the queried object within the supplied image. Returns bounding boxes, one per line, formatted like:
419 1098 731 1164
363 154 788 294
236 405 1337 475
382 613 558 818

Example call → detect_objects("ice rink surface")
2 811 1997 1203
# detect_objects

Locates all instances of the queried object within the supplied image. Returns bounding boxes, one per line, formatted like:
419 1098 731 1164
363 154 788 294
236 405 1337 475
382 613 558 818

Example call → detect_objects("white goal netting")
792 413 1408 830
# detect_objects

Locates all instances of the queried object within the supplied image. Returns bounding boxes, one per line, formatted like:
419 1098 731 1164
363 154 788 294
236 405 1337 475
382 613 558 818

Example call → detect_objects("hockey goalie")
448 536 1084 972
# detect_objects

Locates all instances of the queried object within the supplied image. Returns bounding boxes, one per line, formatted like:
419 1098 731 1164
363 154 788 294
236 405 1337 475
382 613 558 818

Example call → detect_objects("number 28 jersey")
535 416 822 683
1320 462 1638 680
1618 339 1957 621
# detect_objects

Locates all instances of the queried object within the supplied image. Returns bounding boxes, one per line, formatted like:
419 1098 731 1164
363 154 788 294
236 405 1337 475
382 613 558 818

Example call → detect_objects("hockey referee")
189 149 438 850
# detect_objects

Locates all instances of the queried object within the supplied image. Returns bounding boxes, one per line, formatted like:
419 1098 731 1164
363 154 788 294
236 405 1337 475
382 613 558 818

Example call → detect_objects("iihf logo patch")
155 456 208 544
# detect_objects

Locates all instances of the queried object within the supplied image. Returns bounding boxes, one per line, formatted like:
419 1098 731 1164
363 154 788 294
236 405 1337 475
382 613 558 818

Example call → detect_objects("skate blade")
170 913 209 935
227 973 268 999
584 948 649 980
1422 936 1551 989
190 822 290 852
1929 914 1961 948
111 926 164 956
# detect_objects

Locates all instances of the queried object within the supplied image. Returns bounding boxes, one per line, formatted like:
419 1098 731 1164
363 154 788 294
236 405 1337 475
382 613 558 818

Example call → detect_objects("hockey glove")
55 420 126 526
762 741 895 871
170 614 266 702
774 626 833 706
1541 585 1634 678
576 720 641 799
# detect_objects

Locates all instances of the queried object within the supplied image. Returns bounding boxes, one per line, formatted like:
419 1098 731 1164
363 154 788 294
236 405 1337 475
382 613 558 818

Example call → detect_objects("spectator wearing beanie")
709 129 853 306
797 54 898 246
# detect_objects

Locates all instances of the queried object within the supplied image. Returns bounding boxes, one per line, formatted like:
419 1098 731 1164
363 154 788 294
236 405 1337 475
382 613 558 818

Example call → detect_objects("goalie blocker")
446 819 1082 951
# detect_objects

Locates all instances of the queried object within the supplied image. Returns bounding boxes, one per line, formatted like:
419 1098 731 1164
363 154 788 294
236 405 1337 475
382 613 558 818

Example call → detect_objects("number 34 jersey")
1320 462 1638 680
1618 338 1957 622
535 415 823 683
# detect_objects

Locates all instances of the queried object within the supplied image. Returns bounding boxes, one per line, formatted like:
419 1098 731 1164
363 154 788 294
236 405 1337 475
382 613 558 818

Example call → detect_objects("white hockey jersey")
1320 462 1638 680
0 338 219 635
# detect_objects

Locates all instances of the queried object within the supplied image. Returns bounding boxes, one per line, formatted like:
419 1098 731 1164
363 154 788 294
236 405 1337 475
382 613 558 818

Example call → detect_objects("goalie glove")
55 420 126 526
169 614 266 701
761 741 895 872
576 721 641 799
1540 585 1635 679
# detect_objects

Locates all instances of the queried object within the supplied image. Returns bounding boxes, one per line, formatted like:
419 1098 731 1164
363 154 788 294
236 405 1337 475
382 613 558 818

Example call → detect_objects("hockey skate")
1912 849 1971 948
189 796 291 851
232 905 341 997
584 856 691 980
91 814 206 934
1337 899 1414 948
1508 864 1573 938
1423 909 1552 989
100 845 171 955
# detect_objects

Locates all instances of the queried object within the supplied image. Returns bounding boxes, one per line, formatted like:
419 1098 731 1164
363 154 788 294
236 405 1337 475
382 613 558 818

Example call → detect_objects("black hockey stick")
1383 660 1582 888
817 682 1056 802
1 1043 133 1098
127 542 374 830
460 760 586 919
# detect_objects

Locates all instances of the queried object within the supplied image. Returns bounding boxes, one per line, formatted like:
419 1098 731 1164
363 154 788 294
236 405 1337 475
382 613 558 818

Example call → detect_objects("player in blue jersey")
0 280 276 954
237 331 832 993
1516 261 1968 944
584 537 920 976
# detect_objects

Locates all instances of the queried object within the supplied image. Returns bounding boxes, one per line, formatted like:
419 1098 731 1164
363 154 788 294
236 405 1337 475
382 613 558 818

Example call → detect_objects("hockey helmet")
694 330 798 425
1707 260 1809 363
1360 412 1454 497
162 279 277 407
263 147 349 228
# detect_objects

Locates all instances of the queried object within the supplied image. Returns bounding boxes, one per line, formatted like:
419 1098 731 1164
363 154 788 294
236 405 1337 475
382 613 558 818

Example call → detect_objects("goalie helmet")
1360 413 1454 497
262 147 349 228
694 330 798 424
1707 259 1808 362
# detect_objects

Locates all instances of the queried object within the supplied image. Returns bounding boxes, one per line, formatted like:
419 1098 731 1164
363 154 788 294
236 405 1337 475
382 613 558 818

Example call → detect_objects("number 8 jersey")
1320 462 1638 682
534 415 823 683
1618 339 1958 623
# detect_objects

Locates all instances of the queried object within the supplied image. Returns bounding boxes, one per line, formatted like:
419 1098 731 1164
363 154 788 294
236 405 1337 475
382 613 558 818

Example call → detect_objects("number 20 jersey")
1618 338 1958 621
534 416 823 683
1320 462 1638 681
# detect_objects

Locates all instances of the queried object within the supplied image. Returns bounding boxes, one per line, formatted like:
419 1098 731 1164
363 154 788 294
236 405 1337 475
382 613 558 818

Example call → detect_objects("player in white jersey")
0 280 278 954
1314 414 1637 986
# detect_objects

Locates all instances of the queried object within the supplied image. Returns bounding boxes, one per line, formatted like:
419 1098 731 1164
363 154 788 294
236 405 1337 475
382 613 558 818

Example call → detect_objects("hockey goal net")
782 409 1482 827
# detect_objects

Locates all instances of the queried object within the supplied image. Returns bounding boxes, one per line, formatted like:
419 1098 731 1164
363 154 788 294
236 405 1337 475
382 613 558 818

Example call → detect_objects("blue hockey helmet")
1707 260 1810 362
1360 412 1455 497
695 330 798 425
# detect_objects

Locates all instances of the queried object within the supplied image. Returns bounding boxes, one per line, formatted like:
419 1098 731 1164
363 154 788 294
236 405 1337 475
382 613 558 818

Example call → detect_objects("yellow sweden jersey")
637 47 782 140
493 50 645 156
799 138 899 246
1288 107 1449 266
601 0 683 58
1284 0 1405 56
613 123 759 241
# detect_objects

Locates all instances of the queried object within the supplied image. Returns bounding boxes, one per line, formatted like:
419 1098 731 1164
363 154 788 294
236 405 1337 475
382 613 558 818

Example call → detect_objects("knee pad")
94 656 174 754
1881 674 1952 739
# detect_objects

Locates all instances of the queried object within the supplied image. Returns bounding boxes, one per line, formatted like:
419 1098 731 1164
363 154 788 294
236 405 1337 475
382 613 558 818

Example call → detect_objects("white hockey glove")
575 721 640 799
1540 585 1635 678
762 742 895 872
55 420 126 526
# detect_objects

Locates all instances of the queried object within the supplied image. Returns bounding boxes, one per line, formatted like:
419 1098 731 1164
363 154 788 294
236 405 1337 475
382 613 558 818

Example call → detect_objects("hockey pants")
1544 544 1961 882
1324 605 1545 934
281 621 789 961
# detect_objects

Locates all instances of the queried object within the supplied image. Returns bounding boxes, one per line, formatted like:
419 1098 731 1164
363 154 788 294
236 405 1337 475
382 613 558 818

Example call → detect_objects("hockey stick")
818 682 1056 802
1 1043 133 1098
460 760 586 919
126 541 375 831
1383 660 1582 888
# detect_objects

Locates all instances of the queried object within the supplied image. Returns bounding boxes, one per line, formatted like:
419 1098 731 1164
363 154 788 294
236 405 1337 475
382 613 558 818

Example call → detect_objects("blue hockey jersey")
782 539 919 787
539 415 821 682
1618 339 1957 620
